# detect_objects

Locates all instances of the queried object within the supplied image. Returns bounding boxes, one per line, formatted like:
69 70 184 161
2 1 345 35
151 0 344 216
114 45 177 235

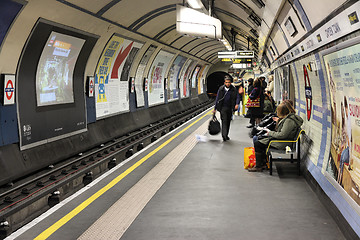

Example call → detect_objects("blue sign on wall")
0 0 23 48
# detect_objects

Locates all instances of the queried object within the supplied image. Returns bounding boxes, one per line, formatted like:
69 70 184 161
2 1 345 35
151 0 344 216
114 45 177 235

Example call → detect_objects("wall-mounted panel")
147 50 174 106
94 34 143 119
134 45 157 108
197 65 209 94
167 55 187 102
322 40 360 206
191 65 201 89
179 59 195 98
17 19 98 150
278 2 307 46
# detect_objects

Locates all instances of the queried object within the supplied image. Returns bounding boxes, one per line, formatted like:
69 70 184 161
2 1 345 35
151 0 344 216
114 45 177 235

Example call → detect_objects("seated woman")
248 101 303 172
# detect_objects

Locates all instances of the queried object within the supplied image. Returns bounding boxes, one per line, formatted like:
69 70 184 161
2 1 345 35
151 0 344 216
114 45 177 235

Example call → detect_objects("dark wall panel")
16 19 98 149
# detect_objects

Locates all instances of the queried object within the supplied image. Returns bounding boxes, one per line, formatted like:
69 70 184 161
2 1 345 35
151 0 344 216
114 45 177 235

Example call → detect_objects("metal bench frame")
265 129 305 175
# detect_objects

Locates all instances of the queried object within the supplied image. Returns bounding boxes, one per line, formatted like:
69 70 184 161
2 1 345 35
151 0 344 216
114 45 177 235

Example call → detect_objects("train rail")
0 101 213 238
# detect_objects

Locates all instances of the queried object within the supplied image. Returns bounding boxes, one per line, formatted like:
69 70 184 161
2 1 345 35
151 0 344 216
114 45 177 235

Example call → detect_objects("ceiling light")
186 0 203 9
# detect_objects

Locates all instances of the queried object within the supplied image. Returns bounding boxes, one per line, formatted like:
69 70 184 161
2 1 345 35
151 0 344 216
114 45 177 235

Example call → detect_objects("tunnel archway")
206 71 233 97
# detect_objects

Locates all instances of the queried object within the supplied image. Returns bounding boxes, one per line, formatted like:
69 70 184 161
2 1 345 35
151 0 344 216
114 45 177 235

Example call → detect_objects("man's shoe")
222 137 227 141
246 124 254 128
247 167 263 172
226 136 230 140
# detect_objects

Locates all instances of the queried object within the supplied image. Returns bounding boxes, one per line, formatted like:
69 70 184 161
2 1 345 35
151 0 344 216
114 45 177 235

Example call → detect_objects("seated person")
248 101 303 172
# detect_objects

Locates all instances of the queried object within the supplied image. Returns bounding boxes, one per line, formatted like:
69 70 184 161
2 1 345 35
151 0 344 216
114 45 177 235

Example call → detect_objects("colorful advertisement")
191 65 201 88
197 65 209 94
95 35 143 118
180 60 196 98
324 42 360 205
167 55 187 102
134 45 156 107
36 32 85 106
147 50 174 106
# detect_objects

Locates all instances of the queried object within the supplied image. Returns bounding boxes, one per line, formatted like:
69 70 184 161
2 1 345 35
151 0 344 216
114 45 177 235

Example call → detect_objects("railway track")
0 101 214 238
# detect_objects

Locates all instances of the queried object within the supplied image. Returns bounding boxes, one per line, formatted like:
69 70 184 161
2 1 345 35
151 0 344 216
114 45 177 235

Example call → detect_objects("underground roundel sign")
4 75 15 105
303 65 312 121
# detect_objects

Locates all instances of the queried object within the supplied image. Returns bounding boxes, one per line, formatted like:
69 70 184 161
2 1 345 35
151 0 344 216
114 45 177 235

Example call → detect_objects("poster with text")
134 45 156 107
147 50 174 106
191 65 201 88
167 55 187 101
197 65 209 94
180 60 197 98
95 35 143 118
323 42 360 205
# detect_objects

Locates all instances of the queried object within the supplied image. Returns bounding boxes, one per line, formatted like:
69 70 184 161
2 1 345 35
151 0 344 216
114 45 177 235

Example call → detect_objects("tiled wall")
288 32 360 235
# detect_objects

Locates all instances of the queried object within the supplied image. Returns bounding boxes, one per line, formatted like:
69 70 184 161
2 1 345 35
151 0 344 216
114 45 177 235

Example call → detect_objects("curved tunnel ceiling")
59 0 265 64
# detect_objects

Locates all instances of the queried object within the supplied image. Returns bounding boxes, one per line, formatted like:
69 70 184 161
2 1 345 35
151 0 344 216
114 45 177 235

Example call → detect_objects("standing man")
213 75 240 141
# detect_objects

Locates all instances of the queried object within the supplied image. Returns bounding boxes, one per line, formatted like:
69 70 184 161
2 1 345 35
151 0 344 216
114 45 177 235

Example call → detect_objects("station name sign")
221 58 252 63
218 51 254 59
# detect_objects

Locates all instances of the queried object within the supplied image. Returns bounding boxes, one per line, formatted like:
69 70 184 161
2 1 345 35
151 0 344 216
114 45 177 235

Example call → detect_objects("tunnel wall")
271 16 360 240
0 0 212 186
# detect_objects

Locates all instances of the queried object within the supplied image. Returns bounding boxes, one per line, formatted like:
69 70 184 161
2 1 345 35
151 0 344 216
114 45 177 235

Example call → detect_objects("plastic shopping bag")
244 147 256 169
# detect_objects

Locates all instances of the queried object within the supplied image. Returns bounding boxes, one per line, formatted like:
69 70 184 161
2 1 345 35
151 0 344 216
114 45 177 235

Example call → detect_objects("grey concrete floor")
121 115 345 240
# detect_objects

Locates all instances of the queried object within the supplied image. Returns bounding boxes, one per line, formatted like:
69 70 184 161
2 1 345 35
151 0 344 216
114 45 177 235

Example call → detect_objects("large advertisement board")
179 60 196 98
197 65 209 94
17 20 97 149
36 32 85 106
95 35 143 118
324 41 360 205
191 65 201 88
134 45 156 107
167 55 187 102
147 50 174 106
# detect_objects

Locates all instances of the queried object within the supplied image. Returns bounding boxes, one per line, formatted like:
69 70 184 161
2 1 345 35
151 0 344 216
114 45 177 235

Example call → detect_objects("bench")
265 129 305 175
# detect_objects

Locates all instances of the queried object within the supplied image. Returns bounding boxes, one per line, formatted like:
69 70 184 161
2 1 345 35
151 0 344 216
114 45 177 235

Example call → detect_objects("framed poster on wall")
134 45 156 107
322 37 360 206
147 50 174 106
94 34 143 118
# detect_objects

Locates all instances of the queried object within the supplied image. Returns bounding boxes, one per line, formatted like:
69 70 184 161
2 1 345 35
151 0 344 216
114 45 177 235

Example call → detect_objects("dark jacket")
247 87 264 118
215 85 239 112
259 113 303 149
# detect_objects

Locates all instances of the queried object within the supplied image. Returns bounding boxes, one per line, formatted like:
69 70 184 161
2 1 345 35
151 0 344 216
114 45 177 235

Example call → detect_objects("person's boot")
248 152 264 172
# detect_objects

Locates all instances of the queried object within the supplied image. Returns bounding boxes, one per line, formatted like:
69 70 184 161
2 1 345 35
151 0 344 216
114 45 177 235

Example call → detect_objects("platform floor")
8 111 345 240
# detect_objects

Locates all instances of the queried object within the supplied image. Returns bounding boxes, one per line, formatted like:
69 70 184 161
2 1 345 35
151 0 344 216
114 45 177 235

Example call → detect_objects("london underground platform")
7 111 344 240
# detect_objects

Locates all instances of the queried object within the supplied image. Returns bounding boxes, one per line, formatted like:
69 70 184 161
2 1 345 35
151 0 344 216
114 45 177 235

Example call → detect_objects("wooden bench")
265 129 305 175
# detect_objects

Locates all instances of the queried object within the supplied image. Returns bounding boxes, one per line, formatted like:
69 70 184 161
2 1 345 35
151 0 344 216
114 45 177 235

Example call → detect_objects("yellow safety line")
34 110 212 240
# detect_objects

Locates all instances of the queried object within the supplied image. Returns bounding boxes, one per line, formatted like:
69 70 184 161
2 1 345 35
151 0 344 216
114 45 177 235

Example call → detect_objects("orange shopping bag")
244 147 256 169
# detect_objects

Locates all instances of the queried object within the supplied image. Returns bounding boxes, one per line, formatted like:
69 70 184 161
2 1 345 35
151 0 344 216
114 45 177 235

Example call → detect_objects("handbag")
244 147 256 169
246 97 260 107
208 114 221 135
246 90 261 108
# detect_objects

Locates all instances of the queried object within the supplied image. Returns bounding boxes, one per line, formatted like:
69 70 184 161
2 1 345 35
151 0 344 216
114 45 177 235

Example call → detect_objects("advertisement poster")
17 21 97 149
167 55 187 101
147 50 174 106
180 60 196 98
134 45 156 107
191 65 201 89
197 65 209 94
36 32 85 106
324 42 360 205
95 35 143 118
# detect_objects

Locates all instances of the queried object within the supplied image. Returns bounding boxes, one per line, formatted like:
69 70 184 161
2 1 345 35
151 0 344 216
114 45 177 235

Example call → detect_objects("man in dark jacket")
213 76 240 141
